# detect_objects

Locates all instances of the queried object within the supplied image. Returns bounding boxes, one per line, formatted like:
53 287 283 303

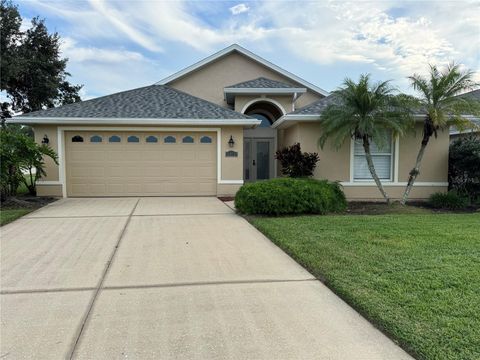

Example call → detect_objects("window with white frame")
353 133 393 181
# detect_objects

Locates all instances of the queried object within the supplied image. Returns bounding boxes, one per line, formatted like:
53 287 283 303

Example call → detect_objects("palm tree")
401 63 479 204
319 74 413 203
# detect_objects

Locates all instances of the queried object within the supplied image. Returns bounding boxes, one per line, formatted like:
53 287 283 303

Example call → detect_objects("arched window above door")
249 113 272 128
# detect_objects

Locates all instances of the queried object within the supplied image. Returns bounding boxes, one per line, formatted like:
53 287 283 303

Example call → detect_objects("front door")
244 138 274 181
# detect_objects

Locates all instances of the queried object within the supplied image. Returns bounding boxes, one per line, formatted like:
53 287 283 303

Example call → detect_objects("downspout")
292 92 298 112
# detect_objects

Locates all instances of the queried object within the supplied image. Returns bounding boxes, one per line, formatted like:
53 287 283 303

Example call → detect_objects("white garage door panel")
65 131 217 196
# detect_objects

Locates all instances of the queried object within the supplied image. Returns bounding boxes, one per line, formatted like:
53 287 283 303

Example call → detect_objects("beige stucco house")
13 44 449 200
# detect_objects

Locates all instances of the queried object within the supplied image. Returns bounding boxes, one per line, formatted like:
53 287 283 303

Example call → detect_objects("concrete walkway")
0 197 413 359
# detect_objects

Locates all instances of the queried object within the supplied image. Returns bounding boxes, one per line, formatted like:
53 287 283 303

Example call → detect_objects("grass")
1 176 39 226
0 208 33 226
252 213 480 360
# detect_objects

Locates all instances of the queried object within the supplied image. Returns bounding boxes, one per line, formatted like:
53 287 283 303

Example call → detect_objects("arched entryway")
243 100 285 127
242 99 284 181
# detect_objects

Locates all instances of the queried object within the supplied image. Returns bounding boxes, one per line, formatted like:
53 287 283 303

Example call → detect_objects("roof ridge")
156 43 329 96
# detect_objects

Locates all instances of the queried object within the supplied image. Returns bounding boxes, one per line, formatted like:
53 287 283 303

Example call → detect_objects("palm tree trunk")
363 137 390 204
400 116 433 205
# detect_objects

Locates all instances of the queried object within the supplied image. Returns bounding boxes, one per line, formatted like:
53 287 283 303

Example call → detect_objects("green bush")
449 136 480 202
428 191 470 210
275 143 319 178
235 178 347 215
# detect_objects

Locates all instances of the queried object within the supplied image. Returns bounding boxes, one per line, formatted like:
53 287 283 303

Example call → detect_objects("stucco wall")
217 184 242 197
220 126 243 181
37 184 63 197
280 124 300 149
295 122 350 181
168 52 323 109
398 123 449 182
281 121 449 200
33 125 60 181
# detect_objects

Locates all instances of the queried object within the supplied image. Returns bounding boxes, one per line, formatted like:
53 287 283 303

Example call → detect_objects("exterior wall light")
41 135 49 145
228 135 235 148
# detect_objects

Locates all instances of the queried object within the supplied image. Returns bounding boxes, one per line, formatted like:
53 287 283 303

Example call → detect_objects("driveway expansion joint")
131 212 234 217
0 278 318 296
104 278 319 291
0 287 96 295
66 198 140 360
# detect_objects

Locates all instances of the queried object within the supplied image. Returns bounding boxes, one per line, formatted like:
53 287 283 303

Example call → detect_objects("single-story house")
12 44 449 200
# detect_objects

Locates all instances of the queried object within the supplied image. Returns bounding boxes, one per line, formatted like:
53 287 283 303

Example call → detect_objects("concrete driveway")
1 197 412 359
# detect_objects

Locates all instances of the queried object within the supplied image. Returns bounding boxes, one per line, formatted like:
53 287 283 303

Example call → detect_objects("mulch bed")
347 201 479 215
1 196 57 210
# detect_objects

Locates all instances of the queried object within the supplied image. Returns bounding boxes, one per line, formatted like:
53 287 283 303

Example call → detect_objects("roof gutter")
224 87 307 104
272 113 437 130
8 117 262 128
272 114 319 129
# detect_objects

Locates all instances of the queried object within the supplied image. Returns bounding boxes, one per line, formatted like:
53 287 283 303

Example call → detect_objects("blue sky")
17 0 480 100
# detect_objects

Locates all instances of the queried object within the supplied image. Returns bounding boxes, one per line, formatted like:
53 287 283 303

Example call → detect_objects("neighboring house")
450 89 480 141
12 44 449 200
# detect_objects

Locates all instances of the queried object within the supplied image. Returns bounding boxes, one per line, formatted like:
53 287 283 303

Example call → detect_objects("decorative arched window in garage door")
71 135 84 143
146 135 158 143
127 135 140 143
182 135 194 143
200 136 212 144
164 136 176 143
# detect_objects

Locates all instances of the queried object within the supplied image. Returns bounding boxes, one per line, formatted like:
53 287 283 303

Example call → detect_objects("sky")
16 0 480 100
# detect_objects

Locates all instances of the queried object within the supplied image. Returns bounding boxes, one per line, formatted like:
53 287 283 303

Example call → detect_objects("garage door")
65 131 217 196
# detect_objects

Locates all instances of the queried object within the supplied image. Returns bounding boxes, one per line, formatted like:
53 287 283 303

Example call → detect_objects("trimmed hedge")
234 178 347 215
429 191 470 210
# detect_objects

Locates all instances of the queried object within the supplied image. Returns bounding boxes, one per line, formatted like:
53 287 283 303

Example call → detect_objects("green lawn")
252 214 480 360
0 208 33 226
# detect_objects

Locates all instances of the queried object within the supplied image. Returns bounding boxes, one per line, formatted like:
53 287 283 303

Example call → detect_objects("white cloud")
229 3 250 15
22 0 479 94
60 38 145 63
88 0 163 52
57 38 167 99
248 1 479 90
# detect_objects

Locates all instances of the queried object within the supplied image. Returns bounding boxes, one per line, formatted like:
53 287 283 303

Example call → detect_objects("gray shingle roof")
17 85 252 119
290 89 480 119
289 95 339 115
459 89 480 100
226 77 299 89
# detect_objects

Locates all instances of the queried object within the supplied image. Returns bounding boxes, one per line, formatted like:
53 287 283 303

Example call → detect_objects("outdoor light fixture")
41 135 49 144
228 135 235 148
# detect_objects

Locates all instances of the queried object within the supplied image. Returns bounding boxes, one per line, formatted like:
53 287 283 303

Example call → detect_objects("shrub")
428 191 470 210
0 126 58 199
235 178 347 215
449 136 480 202
275 143 319 178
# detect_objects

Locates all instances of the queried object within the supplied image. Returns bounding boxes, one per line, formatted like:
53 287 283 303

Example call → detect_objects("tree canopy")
0 0 82 121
